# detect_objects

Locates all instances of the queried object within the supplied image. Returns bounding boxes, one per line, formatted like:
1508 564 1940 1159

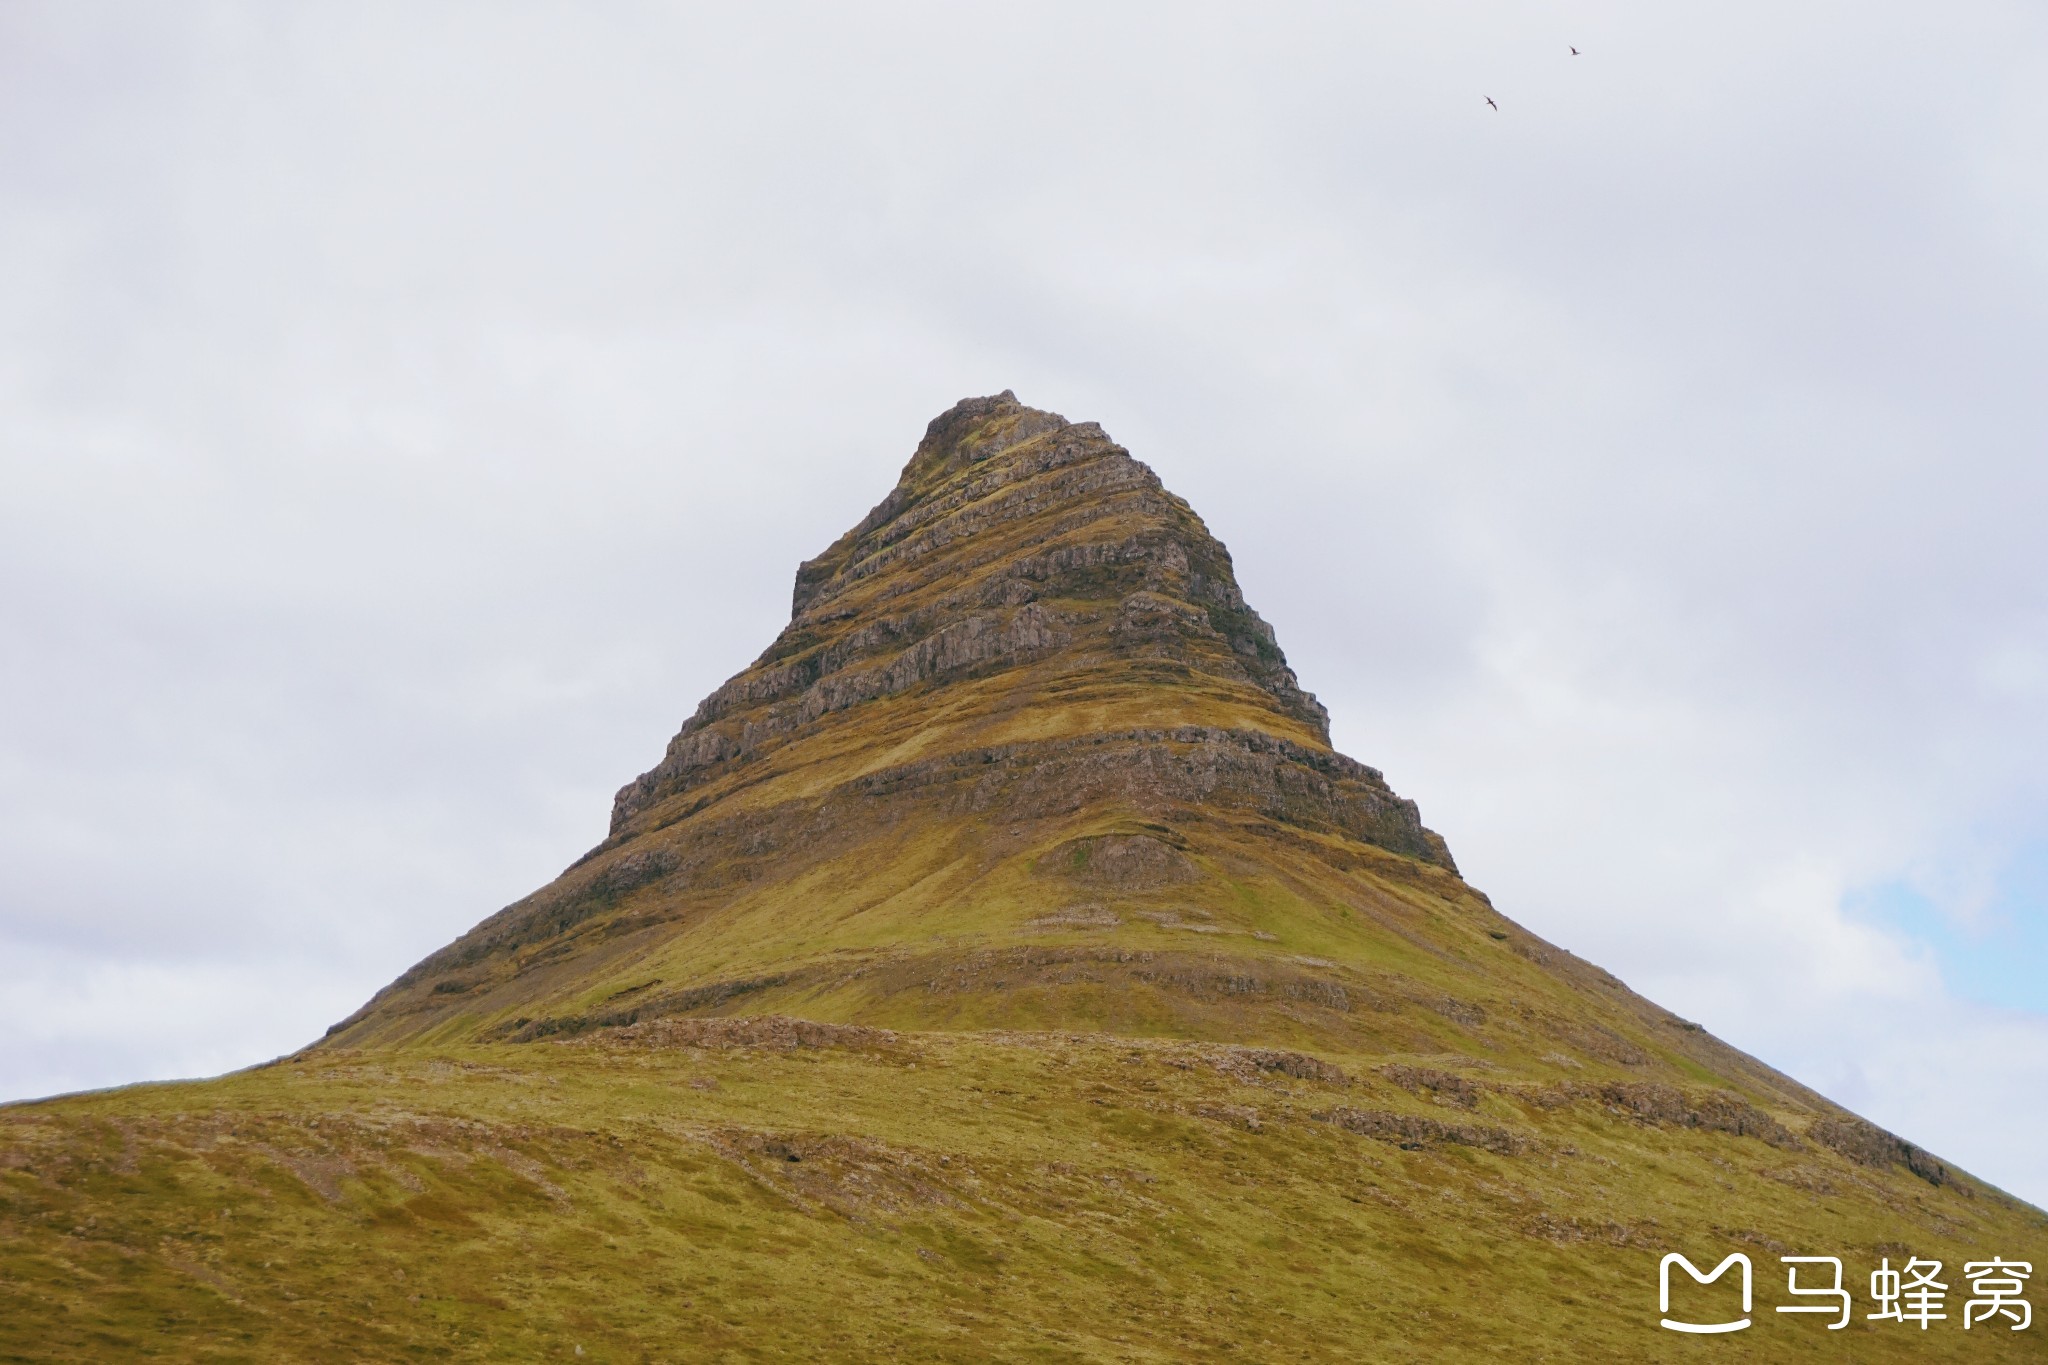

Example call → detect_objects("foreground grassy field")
4 1023 2041 1362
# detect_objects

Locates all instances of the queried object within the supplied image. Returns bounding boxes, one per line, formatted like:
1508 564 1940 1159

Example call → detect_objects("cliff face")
609 390 1365 835
6 394 2041 1362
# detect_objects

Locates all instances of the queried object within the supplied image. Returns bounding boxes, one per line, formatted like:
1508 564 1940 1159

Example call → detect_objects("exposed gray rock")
1044 833 1200 889
1314 1106 1528 1155
1808 1115 1952 1186
612 392 1339 832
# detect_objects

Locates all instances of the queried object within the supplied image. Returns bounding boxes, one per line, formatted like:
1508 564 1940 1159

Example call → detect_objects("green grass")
5 1029 2041 1362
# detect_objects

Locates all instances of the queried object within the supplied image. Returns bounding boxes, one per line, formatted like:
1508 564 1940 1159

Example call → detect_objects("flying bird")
1571 46 1580 55
1486 96 1498 110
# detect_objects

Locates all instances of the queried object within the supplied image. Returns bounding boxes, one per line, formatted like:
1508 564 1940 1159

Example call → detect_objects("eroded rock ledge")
356 724 1458 1015
609 392 1335 832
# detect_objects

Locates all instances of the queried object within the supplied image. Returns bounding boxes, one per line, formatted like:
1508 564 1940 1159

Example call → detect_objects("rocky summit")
329 389 1460 1052
3 394 2042 1362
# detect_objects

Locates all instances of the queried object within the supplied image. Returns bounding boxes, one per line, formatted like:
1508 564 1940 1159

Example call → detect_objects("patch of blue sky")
1847 843 2048 1015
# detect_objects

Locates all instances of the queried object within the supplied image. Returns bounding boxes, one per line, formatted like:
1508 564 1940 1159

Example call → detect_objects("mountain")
327 388 1457 1053
3 393 2041 1362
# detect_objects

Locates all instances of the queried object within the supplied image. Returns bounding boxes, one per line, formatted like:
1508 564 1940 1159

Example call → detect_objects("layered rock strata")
608 391 1345 833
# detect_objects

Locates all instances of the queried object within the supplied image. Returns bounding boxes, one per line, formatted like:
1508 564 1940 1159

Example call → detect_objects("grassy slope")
4 1029 2042 1363
8 808 2044 1362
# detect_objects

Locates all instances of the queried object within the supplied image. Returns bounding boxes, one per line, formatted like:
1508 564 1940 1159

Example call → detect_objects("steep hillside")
3 393 2041 1362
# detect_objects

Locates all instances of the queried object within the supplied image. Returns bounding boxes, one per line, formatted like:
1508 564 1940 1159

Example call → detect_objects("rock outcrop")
608 391 1343 835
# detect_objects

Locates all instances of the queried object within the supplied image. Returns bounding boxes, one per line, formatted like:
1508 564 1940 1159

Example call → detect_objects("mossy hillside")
323 792 1799 1110
5 1029 2042 1363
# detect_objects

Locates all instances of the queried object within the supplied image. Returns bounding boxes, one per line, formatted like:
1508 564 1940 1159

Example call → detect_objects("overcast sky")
5 3 2046 1206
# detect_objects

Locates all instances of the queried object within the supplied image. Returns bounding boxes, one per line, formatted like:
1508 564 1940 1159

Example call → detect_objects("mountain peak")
331 394 1456 1046
613 391 1348 838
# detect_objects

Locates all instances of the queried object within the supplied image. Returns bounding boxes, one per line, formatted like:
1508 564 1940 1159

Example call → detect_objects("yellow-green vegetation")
4 393 2042 1360
4 1028 2041 1361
